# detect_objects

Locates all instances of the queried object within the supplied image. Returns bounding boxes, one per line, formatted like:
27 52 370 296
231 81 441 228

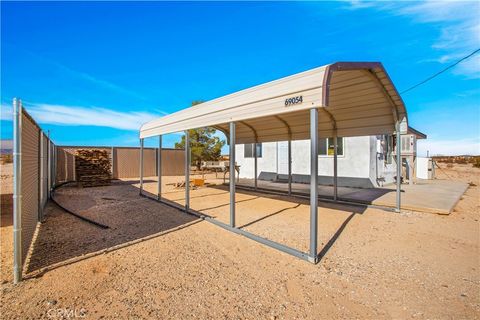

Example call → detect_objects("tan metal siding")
115 148 155 178
20 112 39 264
114 148 185 178
161 149 185 176
55 147 185 179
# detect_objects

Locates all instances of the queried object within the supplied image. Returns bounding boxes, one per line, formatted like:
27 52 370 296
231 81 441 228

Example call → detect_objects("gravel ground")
0 163 478 319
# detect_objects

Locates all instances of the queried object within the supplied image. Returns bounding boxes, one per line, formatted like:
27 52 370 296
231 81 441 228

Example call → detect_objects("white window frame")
244 143 262 158
318 137 345 158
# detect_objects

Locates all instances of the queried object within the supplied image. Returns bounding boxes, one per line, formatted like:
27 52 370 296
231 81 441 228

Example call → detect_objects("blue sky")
1 1 479 155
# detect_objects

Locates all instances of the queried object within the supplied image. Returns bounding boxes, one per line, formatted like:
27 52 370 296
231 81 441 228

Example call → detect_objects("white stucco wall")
236 142 278 179
236 136 372 179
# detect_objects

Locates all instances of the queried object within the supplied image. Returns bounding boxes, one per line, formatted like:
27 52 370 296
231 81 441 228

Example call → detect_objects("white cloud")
0 139 13 150
25 103 159 131
9 46 148 101
52 62 147 100
417 137 480 156
1 103 13 121
348 0 480 78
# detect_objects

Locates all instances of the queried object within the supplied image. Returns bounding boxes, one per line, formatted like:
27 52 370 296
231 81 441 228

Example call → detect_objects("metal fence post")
230 122 236 227
309 108 318 263
288 139 292 196
38 131 43 221
46 131 51 198
13 98 23 283
139 138 144 195
110 146 115 179
53 144 57 188
396 121 402 213
158 135 162 200
333 135 338 201
253 141 257 190
185 131 190 212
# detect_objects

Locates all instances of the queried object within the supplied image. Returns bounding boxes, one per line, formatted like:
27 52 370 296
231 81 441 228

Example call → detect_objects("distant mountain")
0 140 13 154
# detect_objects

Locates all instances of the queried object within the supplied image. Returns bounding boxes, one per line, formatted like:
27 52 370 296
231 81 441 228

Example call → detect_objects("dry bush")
473 158 480 168
0 154 13 164
446 163 454 168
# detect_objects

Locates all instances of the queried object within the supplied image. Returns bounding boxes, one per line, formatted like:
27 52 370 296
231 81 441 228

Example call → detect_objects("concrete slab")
372 179 469 215
235 178 469 215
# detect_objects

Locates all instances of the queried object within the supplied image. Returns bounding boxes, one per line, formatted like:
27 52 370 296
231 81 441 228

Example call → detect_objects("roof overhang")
407 126 427 139
140 62 408 143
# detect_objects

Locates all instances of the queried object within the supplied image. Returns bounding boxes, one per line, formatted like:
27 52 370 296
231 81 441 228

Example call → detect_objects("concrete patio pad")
372 179 469 214
235 178 469 215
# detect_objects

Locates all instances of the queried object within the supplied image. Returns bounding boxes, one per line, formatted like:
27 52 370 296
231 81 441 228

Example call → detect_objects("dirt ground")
0 163 479 319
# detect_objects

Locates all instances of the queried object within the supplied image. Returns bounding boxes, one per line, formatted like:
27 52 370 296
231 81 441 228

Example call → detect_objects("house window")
244 143 262 158
318 137 344 156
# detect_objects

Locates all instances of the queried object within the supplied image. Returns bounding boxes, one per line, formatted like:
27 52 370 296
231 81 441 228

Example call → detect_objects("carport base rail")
139 193 315 263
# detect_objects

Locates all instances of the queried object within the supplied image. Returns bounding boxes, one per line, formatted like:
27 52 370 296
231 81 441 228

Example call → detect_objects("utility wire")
400 48 480 94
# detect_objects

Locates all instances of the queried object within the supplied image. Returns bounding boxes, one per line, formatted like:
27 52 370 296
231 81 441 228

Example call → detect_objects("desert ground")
0 162 479 319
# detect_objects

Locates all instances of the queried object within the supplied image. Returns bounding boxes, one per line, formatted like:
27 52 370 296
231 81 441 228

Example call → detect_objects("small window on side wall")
318 137 344 156
244 143 262 158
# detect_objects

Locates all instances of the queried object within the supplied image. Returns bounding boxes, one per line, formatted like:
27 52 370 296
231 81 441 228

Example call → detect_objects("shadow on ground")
165 183 366 260
27 179 369 274
26 180 200 274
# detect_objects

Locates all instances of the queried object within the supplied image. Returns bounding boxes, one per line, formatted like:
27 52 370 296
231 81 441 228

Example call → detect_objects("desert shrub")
446 163 454 168
455 158 467 164
0 154 13 164
473 158 480 168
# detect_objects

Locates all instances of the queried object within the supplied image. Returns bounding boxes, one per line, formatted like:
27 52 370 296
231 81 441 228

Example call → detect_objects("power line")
400 48 480 94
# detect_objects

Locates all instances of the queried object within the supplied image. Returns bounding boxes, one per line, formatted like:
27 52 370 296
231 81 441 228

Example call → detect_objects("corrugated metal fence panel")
53 146 185 179
115 148 154 178
114 148 185 178
161 149 185 176
20 112 39 264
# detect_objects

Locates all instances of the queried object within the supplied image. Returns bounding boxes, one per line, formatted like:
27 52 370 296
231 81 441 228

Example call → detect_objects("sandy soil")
1 163 13 284
0 163 478 319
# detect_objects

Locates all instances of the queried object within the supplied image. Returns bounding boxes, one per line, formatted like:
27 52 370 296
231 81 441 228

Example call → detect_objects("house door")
278 141 289 174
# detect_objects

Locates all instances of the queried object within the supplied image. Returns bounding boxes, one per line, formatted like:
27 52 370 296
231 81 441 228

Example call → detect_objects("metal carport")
139 61 408 263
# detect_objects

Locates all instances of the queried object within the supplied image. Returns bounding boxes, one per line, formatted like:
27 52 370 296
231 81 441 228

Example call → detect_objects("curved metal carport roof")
139 61 407 264
140 62 408 142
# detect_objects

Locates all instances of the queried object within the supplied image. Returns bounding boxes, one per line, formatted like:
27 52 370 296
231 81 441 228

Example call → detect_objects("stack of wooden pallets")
75 149 112 187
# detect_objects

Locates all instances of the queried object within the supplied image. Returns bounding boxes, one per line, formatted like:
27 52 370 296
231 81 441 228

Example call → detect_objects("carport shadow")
317 212 356 262
232 179 398 205
208 184 368 214
205 184 365 259
26 180 200 274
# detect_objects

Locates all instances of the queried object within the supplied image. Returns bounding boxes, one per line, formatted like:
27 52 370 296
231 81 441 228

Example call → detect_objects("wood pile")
75 149 112 187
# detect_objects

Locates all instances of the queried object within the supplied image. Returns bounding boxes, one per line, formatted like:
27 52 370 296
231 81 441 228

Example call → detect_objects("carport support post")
288 139 292 196
157 135 162 200
254 142 257 190
13 98 22 283
139 138 144 195
229 122 236 227
185 130 190 212
395 121 401 213
333 135 338 201
309 108 318 263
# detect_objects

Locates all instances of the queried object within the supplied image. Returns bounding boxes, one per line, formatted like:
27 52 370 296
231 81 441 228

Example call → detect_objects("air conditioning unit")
401 134 415 155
